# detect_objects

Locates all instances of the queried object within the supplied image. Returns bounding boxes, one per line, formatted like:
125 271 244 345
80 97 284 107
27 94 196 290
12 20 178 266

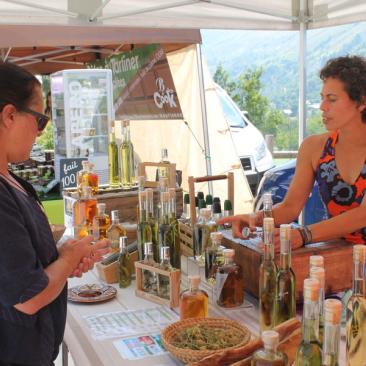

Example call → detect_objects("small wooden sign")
60 158 87 189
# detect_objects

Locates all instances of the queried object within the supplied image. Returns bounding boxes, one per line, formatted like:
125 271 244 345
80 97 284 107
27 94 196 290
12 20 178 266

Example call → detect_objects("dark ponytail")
0 62 40 112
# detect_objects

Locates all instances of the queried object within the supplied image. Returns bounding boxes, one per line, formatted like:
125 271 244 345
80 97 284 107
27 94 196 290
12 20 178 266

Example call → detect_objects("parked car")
215 84 274 194
254 159 328 225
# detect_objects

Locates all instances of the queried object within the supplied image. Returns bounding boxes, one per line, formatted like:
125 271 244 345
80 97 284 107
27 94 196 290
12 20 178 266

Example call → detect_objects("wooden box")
134 261 181 308
178 220 194 257
137 162 176 189
222 232 353 302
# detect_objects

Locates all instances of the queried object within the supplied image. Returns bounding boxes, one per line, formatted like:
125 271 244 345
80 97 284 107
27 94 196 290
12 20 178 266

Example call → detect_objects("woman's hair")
0 62 40 113
320 55 366 122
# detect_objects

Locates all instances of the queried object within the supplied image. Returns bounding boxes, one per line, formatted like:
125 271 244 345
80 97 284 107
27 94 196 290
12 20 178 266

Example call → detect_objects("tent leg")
196 44 213 194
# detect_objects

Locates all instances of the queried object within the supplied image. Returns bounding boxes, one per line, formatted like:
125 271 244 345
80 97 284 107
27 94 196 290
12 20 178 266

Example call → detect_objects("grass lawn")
42 199 64 224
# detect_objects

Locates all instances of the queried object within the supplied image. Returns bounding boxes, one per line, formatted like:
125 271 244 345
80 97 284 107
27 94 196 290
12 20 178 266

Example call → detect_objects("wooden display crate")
222 232 353 302
178 220 194 257
137 162 176 189
134 261 181 308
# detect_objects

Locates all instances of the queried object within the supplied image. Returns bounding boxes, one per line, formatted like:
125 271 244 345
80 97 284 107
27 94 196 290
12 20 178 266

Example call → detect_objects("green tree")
36 121 54 150
213 63 237 96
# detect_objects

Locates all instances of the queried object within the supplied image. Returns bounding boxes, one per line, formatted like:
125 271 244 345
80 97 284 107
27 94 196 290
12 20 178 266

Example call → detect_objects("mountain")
201 22 366 114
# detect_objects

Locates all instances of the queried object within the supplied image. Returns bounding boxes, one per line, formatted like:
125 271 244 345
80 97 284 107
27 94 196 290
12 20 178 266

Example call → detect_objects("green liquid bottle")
322 299 342 366
146 188 159 263
262 192 273 219
168 188 180 269
346 245 366 365
294 278 322 366
157 246 173 300
259 217 277 332
118 236 132 288
251 330 288 366
275 224 296 326
108 124 119 188
120 120 135 189
205 231 224 283
142 242 157 294
137 191 152 260
310 266 325 347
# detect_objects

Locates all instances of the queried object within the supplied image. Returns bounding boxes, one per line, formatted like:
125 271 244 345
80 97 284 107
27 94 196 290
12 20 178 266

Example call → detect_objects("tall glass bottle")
205 231 224 282
168 188 180 269
262 192 273 218
108 122 119 188
92 203 110 240
157 246 173 300
181 193 190 221
120 120 135 189
118 236 132 288
146 188 159 262
107 210 127 253
142 242 157 294
310 266 325 347
275 224 296 326
259 217 278 332
158 148 170 179
294 278 322 366
194 208 218 264
322 299 342 366
251 330 288 366
77 160 99 196
179 275 208 320
137 191 152 260
346 244 366 365
216 249 244 308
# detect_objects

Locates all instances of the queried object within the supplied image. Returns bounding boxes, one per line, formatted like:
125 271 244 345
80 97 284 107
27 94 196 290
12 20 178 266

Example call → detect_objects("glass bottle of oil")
262 192 273 218
107 210 127 253
146 188 159 262
181 193 190 222
251 330 288 366
346 244 366 365
310 266 325 347
179 275 208 320
216 248 244 308
322 299 342 366
158 191 174 267
108 122 119 188
194 208 218 264
274 224 296 326
77 160 99 197
168 188 180 269
259 217 278 332
137 191 152 260
223 199 232 217
120 120 135 189
294 278 322 366
74 186 97 238
205 231 224 282
118 236 132 288
157 246 173 300
92 203 110 240
158 148 170 180
142 242 157 294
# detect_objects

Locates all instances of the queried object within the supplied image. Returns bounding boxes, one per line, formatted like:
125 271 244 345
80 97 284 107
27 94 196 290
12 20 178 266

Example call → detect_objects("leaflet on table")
113 334 167 360
83 306 179 340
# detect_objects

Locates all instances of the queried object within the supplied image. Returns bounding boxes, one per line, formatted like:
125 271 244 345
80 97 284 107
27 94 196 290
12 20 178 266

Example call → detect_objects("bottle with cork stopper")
310 266 325 346
309 255 324 271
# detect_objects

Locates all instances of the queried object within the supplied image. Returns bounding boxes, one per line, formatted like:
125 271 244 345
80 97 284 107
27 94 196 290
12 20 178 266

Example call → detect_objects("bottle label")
215 272 228 300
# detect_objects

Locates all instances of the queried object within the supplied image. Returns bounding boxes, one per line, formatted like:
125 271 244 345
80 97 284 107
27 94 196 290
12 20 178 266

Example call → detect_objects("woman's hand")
217 214 252 239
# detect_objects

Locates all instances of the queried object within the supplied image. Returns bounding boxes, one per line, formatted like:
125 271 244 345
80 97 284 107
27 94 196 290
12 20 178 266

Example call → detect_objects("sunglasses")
20 107 50 132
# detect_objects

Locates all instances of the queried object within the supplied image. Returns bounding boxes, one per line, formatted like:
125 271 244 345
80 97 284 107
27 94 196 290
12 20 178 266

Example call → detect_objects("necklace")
0 172 28 195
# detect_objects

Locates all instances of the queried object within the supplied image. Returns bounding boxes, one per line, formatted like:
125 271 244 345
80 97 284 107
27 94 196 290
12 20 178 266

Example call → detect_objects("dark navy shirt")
0 173 67 366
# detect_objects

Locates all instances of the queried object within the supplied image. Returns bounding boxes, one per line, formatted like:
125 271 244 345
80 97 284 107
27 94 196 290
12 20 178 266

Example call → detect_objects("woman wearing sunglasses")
0 62 110 366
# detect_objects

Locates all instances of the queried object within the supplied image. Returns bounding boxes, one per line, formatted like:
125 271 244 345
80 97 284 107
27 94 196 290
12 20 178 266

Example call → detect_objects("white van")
215 84 274 193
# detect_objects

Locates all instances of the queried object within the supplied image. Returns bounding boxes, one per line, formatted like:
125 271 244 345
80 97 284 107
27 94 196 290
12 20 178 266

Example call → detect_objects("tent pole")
196 43 213 194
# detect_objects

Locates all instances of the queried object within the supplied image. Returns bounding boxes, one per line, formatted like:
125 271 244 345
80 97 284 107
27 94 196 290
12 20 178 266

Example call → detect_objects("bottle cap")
310 266 325 289
144 242 153 255
224 199 232 211
197 191 204 200
161 148 168 159
309 255 324 268
205 194 213 205
119 236 128 250
212 201 222 214
188 275 201 287
198 198 206 209
213 197 221 203
223 248 235 258
261 330 279 348
353 245 366 262
111 210 119 222
200 208 211 219
122 120 130 127
210 231 223 242
137 175 145 190
195 196 199 207
263 217 274 232
303 278 320 301
97 203 106 212
324 298 342 325
280 224 291 241
184 193 190 204
160 246 170 260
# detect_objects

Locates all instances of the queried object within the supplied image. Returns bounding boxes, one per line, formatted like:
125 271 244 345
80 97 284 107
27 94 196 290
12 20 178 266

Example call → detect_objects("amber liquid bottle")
179 275 208 320
92 203 111 240
77 160 98 197
216 248 244 308
107 210 127 253
74 186 97 238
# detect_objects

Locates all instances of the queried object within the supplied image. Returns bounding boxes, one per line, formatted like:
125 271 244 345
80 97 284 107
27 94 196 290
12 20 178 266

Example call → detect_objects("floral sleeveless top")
315 131 366 244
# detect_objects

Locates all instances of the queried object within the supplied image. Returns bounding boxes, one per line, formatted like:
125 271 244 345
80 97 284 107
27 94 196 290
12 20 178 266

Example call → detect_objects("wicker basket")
161 317 251 364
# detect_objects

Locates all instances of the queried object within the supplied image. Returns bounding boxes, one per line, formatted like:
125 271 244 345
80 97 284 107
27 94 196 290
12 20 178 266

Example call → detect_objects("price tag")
60 158 87 189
